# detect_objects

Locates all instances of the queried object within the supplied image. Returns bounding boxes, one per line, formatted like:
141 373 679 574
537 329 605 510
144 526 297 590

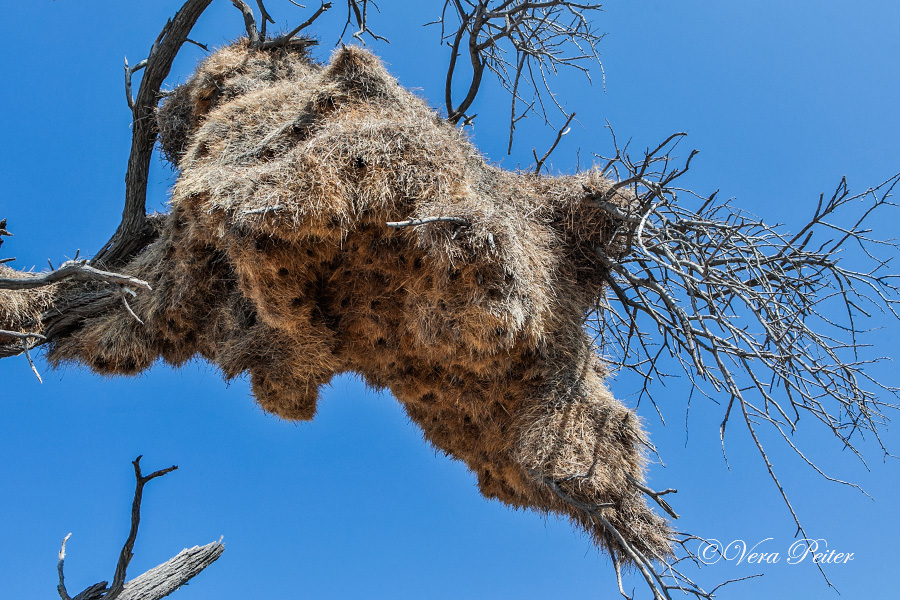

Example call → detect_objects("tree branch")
438 1 604 134
386 216 470 228
533 110 575 174
54 457 223 600
106 457 180 599
261 1 333 49
93 0 214 268
585 127 900 559
0 260 150 292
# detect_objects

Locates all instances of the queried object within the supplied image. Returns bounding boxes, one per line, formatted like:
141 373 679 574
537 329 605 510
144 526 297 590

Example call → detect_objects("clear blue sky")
1 1 899 598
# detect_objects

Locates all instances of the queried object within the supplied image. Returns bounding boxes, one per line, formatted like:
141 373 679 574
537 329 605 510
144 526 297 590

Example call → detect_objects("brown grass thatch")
0 264 57 335
38 40 669 559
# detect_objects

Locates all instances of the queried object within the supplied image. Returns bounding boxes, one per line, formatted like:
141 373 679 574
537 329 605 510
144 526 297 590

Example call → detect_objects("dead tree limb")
0 260 150 292
386 216 470 228
55 457 224 600
94 0 214 268
0 221 153 366
342 0 389 43
437 0 603 137
261 1 333 48
533 111 575 174
585 127 900 551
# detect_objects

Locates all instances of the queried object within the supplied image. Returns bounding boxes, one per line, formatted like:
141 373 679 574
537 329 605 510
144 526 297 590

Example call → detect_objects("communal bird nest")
6 41 670 560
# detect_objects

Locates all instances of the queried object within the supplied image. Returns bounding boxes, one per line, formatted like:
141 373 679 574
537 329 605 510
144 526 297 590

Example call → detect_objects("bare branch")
184 37 209 51
0 259 151 292
116 542 225 600
261 1 333 49
0 330 46 342
94 0 214 268
586 127 900 546
256 0 275 38
119 287 145 325
54 457 223 600
341 0 389 44
533 111 575 174
57 533 72 600
386 216 470 228
535 472 735 600
106 456 179 599
626 473 679 519
123 57 148 112
437 1 604 133
231 0 261 47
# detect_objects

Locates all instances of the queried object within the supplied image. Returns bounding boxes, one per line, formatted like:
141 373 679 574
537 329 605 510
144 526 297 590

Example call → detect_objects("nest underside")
7 41 669 560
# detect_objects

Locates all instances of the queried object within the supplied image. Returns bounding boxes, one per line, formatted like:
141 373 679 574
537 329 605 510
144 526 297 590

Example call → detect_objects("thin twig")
119 287 144 325
533 111 575 174
22 338 42 383
386 216 470 228
262 1 332 48
241 205 284 216
105 457 179 600
625 473 679 519
0 260 151 291
57 533 73 600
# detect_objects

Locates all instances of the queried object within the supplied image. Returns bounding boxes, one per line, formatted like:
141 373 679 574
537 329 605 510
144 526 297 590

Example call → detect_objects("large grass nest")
19 41 670 559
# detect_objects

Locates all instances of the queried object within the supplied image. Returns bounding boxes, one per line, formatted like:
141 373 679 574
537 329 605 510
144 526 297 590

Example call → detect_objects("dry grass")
0 265 56 334
39 41 668 559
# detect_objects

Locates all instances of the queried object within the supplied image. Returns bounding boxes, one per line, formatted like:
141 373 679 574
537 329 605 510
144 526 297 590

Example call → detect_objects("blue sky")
1 1 899 598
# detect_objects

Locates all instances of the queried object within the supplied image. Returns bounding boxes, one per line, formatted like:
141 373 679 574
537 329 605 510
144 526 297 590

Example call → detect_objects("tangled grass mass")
1 41 670 560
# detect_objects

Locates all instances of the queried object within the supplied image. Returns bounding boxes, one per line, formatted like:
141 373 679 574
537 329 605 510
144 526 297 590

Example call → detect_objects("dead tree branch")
0 259 150 292
231 0 261 47
437 0 603 139
94 0 214 268
586 127 900 542
533 110 575 174
107 457 179 599
55 457 224 600
386 216 470 228
0 221 153 367
261 1 333 49
257 0 275 38
341 0 389 43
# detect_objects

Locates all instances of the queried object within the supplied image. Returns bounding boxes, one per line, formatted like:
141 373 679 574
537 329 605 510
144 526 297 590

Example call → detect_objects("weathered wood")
116 542 225 600
56 458 224 600
0 260 150 291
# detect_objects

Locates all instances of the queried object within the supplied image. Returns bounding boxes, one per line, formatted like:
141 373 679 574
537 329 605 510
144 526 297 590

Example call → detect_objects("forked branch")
586 127 900 554
55 457 224 600
95 0 214 268
437 0 603 138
